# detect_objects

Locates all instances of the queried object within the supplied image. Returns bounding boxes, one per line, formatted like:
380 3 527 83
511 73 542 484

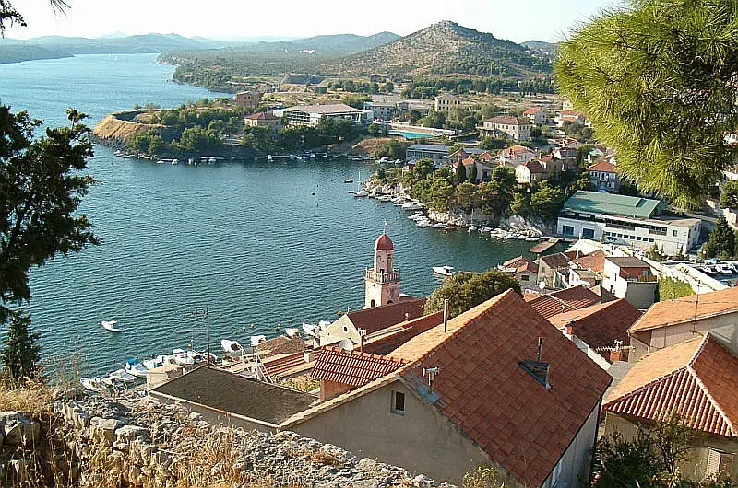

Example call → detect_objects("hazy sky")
6 0 622 42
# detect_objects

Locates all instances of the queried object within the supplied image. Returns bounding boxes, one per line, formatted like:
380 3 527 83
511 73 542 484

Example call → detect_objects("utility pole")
191 306 211 366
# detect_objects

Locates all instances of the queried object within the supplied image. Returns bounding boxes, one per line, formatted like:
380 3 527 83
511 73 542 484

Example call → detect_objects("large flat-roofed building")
405 144 449 164
274 103 365 127
557 191 701 256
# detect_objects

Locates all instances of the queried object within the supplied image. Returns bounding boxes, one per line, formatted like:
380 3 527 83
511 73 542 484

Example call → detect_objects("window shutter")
707 448 735 476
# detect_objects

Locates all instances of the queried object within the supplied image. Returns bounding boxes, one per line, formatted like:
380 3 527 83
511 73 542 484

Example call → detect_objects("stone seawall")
1 392 454 487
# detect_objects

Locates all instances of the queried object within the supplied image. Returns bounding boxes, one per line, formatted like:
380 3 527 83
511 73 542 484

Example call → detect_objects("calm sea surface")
1 54 537 375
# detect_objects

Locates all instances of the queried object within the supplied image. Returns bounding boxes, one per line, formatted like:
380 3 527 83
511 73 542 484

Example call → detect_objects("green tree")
555 0 738 208
720 180 738 210
413 158 435 180
510 190 531 216
701 216 736 259
530 182 564 220
424 269 521 318
0 309 40 380
479 136 506 150
0 107 98 324
455 182 478 213
576 170 593 191
456 162 467 183
657 277 694 302
468 163 478 183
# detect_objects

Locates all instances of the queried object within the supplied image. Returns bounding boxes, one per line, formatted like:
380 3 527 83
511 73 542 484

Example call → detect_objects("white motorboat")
171 159 179 165
80 377 112 392
353 190 369 197
468 225 478 231
402 202 424 211
416 219 432 227
207 157 217 163
433 265 455 276
221 339 246 356
171 348 195 365
432 222 447 228
108 368 136 383
124 358 149 378
100 320 121 332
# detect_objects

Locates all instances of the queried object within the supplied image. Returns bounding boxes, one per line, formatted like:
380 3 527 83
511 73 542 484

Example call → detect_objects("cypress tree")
1 310 41 380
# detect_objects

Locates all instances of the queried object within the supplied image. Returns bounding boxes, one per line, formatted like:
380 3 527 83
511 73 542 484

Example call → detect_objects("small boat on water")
171 159 179 165
432 222 447 229
433 265 455 276
207 157 217 163
344 179 354 183
353 190 369 197
80 377 113 392
124 358 149 378
108 368 136 383
171 348 195 365
100 320 121 332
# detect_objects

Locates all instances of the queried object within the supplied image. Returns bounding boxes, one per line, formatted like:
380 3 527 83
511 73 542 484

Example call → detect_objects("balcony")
365 268 400 284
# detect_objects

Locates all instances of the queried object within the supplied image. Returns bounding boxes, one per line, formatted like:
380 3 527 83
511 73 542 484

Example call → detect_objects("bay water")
1 54 537 375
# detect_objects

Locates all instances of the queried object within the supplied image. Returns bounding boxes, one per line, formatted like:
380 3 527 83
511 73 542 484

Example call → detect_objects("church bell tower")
364 230 401 308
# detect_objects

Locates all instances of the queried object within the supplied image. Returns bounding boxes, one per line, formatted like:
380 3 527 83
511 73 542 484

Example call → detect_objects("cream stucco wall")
289 379 600 487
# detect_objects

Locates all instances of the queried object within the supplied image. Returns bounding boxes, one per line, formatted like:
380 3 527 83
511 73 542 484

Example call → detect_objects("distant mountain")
223 32 401 56
322 21 552 77
0 33 230 64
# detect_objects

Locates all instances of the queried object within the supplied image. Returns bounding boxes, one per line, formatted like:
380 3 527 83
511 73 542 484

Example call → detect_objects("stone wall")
0 391 454 487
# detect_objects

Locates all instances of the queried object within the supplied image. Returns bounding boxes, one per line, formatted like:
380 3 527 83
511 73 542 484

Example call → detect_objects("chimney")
565 320 576 337
610 340 624 363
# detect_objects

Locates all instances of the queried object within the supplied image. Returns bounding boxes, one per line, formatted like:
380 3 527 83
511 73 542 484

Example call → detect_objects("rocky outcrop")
0 392 454 488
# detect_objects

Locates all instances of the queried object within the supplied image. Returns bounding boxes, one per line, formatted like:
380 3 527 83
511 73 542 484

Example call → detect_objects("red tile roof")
629 286 738 333
523 108 542 115
526 285 602 319
503 255 539 274
504 144 534 156
573 250 606 273
399 290 612 487
363 311 444 356
538 252 571 270
479 152 495 161
312 346 405 387
461 157 476 167
548 298 642 349
345 297 426 334
587 160 616 173
488 116 530 125
521 160 546 173
604 335 738 437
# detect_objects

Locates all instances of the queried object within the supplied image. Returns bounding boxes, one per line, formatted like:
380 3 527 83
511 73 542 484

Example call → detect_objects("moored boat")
100 320 121 332
124 358 149 378
433 265 455 276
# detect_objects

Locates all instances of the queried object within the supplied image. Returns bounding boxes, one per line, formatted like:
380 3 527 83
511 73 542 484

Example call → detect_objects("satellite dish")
338 339 353 351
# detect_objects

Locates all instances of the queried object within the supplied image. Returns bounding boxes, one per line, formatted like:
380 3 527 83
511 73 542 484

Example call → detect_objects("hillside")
321 21 552 77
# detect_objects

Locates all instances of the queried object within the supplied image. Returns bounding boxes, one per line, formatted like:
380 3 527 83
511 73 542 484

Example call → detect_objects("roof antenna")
423 366 439 392
383 219 388 235
537 337 543 362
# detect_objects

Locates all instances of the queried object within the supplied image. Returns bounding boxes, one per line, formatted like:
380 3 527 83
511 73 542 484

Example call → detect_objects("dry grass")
0 378 53 417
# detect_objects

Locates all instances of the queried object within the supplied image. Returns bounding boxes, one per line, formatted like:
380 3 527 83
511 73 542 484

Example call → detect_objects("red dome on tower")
375 233 394 251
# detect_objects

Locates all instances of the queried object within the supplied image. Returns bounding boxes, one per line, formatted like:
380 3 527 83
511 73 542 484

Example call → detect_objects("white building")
480 116 532 142
557 191 701 256
274 103 365 127
433 93 460 112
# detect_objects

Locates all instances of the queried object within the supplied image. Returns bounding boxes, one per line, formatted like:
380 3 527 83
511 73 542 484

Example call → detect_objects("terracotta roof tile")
604 335 738 437
526 285 601 319
521 160 546 173
345 298 425 334
587 160 616 173
399 290 612 487
363 311 444 356
573 250 606 273
311 347 406 387
629 286 738 333
539 252 570 269
548 298 642 349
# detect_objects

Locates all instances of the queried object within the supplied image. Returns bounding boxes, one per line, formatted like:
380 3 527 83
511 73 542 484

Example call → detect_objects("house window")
521 275 530 281
582 228 595 239
672 230 678 237
391 390 405 414
706 448 735 477
562 225 575 236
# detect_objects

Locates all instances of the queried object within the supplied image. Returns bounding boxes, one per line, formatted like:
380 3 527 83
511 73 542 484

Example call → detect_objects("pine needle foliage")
555 0 738 209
